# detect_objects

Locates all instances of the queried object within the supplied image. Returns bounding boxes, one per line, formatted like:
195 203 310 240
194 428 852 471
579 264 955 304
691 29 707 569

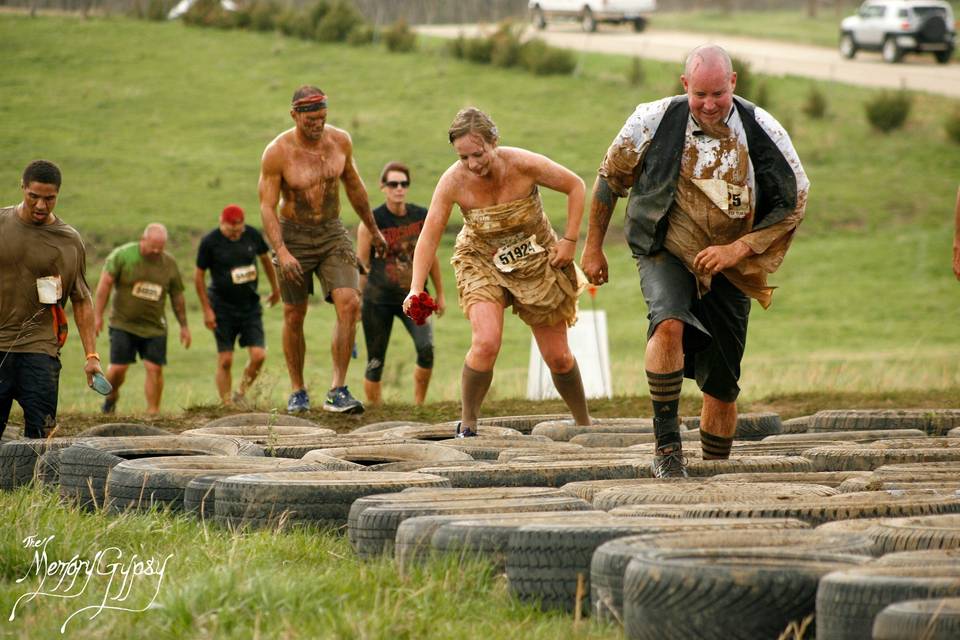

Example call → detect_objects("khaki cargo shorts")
276 218 359 304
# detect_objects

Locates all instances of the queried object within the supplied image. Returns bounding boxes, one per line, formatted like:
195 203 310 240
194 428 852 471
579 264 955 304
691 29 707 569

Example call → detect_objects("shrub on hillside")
802 85 827 119
462 35 494 64
182 0 235 28
277 8 312 38
315 0 366 42
145 0 169 21
945 108 960 144
753 80 770 109
347 23 376 46
731 55 753 101
627 56 645 87
383 19 417 52
865 91 912 132
243 0 279 32
520 38 575 75
447 33 466 58
490 22 523 68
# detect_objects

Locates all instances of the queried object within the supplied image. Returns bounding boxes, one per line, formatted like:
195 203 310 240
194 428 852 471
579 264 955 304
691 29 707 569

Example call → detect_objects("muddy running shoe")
287 389 310 414
652 445 688 478
455 422 477 438
323 386 364 414
101 396 116 415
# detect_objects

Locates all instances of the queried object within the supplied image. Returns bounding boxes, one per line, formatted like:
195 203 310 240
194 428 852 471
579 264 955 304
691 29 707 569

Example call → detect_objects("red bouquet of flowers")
405 292 439 326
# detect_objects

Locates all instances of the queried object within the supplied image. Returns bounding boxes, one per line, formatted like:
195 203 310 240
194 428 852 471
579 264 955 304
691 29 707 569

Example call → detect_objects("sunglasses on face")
384 181 410 189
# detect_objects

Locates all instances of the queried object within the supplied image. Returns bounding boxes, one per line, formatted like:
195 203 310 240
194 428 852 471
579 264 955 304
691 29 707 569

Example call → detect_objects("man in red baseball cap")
194 204 280 405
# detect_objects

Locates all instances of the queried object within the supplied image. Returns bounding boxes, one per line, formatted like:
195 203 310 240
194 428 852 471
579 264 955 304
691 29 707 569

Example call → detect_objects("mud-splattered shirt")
0 207 90 357
365 203 429 306
599 96 809 308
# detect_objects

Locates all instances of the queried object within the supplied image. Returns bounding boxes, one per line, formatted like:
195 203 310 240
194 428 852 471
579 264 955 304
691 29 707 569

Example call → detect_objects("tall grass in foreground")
0 486 618 639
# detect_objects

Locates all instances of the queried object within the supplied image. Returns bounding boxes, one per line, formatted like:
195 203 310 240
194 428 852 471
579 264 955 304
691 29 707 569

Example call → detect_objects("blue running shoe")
455 422 477 438
323 386 364 414
287 389 310 414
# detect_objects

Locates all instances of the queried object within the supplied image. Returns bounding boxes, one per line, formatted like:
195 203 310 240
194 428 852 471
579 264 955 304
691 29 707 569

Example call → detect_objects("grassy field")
651 3 960 49
1 15 959 417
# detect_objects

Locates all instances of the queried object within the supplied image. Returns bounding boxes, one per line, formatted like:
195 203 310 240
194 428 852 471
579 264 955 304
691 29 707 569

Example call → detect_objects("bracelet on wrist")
560 236 577 243
86 352 100 361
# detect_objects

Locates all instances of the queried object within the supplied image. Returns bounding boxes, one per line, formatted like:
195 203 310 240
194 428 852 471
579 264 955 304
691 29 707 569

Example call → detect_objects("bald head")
140 223 167 259
684 45 733 78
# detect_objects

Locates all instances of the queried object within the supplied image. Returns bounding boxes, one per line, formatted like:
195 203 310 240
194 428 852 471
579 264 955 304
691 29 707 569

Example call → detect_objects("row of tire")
2 409 960 638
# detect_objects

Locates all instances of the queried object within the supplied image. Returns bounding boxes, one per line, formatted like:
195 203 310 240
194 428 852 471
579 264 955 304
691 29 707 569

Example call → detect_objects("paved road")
417 23 960 98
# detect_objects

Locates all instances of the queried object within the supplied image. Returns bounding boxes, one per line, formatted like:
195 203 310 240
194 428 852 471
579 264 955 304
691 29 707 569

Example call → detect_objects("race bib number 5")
494 235 545 273
131 281 163 302
230 264 257 284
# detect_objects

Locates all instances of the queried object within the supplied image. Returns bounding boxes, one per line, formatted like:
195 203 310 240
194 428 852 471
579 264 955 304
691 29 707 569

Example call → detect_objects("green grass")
1 15 959 416
651 4 960 49
0 486 619 639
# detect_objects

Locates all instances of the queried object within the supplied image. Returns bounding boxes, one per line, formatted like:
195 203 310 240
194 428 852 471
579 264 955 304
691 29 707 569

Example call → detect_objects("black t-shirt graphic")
365 203 428 306
196 226 270 308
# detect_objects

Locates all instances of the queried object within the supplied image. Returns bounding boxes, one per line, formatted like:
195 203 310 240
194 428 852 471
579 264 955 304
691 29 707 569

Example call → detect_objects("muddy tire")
873 597 960 640
763 428 926 443
349 421 428 434
353 495 593 558
682 412 782 440
182 425 336 441
35 449 62 486
684 455 814 476
624 548 868 639
305 442 473 467
76 423 173 437
591 526 869 625
0 438 88 490
810 409 960 436
781 416 811 434
868 514 960 554
707 470 871 487
201 412 322 429
182 462 325 519
804 445 960 471
689 492 960 526
380 424 524 441
531 419 652 442
416 460 644 488
592 481 836 511
817 565 960 639
213 471 450 530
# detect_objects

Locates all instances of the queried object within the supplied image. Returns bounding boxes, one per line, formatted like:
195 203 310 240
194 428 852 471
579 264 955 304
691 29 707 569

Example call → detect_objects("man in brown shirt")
0 160 102 438
258 85 386 414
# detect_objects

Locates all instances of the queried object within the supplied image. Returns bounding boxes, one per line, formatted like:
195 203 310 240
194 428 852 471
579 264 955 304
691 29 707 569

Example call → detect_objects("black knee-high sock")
551 360 590 426
647 369 684 451
461 364 493 428
700 430 733 460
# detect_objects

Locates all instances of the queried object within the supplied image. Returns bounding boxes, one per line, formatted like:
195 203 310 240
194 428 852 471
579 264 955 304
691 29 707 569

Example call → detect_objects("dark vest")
623 96 799 257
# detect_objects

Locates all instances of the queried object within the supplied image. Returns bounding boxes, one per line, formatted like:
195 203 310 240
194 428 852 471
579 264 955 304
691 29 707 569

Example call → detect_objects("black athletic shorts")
0 352 61 439
212 300 265 353
109 327 167 366
637 250 751 403
361 301 433 382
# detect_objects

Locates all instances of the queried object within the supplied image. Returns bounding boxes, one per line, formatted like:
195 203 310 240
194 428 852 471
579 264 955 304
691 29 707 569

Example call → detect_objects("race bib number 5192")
494 235 545 273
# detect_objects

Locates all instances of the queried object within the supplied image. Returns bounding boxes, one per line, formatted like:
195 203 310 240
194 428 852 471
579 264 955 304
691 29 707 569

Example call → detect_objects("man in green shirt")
94 223 191 415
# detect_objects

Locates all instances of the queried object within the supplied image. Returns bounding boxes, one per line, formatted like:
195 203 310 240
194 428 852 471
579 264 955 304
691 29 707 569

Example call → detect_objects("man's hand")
550 239 576 268
180 325 192 349
693 240 753 276
94 315 103 337
953 243 960 281
203 307 217 331
370 229 388 258
265 289 281 307
83 356 103 387
581 246 609 285
435 292 446 318
402 290 421 316
276 247 304 284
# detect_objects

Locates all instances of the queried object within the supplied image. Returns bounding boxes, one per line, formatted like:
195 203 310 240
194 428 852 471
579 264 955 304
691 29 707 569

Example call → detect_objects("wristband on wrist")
86 352 100 360
560 236 577 243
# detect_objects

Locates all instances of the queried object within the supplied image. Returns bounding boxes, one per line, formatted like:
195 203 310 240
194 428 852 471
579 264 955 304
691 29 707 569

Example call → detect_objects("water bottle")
90 371 113 395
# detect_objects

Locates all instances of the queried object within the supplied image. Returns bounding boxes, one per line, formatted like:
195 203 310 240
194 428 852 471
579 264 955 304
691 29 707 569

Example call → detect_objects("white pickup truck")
529 1 657 32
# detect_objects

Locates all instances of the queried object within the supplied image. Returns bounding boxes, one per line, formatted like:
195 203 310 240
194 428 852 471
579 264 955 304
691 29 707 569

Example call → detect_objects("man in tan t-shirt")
94 223 191 415
0 160 102 438
259 84 387 415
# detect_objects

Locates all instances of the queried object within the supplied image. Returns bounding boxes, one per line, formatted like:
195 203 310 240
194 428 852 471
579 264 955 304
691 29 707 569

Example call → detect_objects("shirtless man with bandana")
259 85 386 414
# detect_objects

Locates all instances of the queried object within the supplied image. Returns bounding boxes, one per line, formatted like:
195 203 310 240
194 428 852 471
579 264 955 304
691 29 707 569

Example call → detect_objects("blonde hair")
447 107 499 145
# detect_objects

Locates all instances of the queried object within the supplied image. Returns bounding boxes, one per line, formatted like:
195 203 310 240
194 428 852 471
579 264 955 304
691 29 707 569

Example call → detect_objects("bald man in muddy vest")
259 85 387 415
581 45 809 478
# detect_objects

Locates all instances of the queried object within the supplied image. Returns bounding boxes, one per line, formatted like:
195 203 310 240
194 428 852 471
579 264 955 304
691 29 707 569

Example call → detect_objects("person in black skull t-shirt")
357 162 445 405
195 205 280 405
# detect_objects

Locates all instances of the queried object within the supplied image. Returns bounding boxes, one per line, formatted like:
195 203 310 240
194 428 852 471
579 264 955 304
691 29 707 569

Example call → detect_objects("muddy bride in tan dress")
403 107 591 437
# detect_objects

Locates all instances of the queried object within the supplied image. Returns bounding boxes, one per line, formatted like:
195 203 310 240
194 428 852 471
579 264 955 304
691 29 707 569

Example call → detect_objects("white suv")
840 0 956 63
529 1 657 33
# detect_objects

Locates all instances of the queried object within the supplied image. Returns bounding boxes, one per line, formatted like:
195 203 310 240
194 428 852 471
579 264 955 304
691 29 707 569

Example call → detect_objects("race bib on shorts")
494 234 545 273
36 275 62 304
131 281 163 302
230 264 257 284
692 178 751 219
